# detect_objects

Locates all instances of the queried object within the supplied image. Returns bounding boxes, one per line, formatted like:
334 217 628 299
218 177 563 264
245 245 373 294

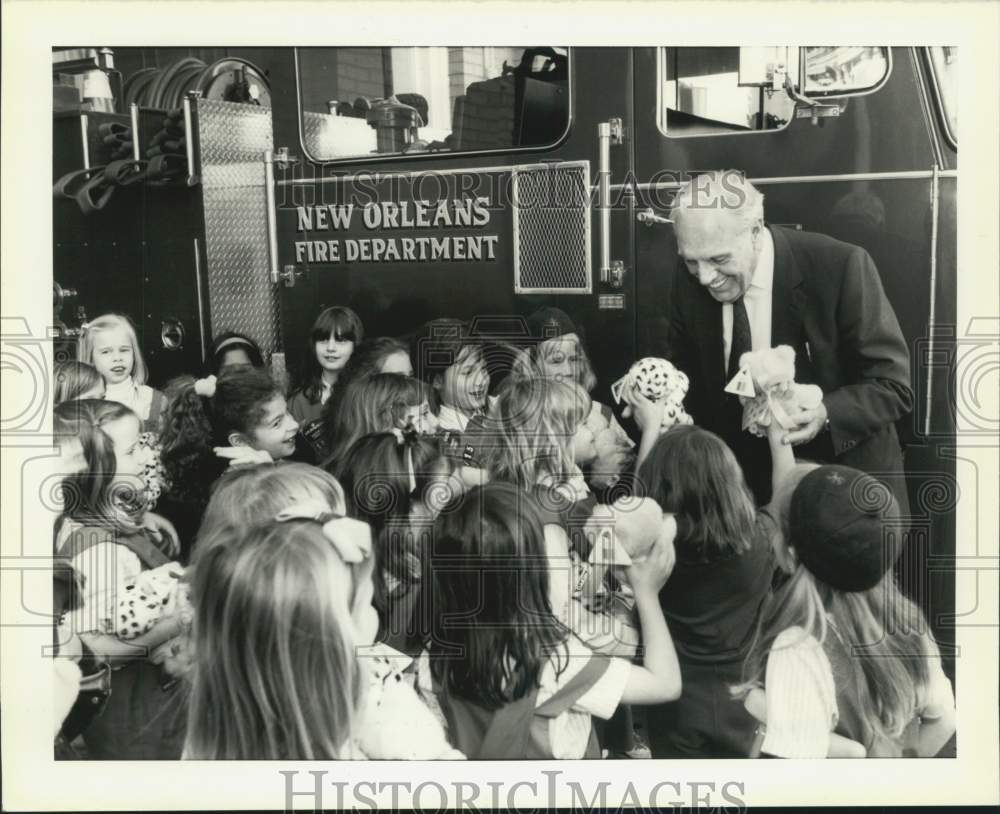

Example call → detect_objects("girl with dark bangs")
419 482 681 759
288 306 364 429
635 424 777 759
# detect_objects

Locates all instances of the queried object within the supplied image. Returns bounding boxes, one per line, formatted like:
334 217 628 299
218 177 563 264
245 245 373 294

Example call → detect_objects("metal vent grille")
513 161 592 294
196 99 282 357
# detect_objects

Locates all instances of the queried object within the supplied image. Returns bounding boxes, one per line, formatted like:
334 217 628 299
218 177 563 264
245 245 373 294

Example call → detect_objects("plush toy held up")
573 496 679 600
611 357 694 430
115 561 192 639
725 345 824 437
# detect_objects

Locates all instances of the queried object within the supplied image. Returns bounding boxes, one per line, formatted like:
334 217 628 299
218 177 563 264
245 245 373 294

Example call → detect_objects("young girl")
158 365 305 559
184 467 463 760
205 331 265 376
339 336 414 383
53 399 187 759
635 423 777 758
420 481 682 759
77 313 166 433
53 360 105 403
410 318 490 432
490 376 597 516
734 425 956 758
323 373 436 474
519 307 634 490
337 430 459 656
288 306 363 427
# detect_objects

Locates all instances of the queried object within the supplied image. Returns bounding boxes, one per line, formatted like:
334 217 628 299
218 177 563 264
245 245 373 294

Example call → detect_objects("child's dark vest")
436 655 611 759
823 625 920 757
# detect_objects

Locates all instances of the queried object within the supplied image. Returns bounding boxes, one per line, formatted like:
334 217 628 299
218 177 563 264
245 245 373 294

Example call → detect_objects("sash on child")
437 654 612 759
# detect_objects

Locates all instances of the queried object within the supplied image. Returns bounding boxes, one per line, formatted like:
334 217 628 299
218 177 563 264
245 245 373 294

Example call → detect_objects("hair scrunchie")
193 375 217 398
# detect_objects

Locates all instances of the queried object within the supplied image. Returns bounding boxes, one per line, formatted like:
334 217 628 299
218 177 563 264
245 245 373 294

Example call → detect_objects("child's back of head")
637 424 757 561
428 481 568 709
489 376 590 492
186 511 369 759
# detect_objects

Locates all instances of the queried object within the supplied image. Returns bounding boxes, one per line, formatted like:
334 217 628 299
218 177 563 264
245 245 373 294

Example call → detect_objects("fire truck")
52 45 958 664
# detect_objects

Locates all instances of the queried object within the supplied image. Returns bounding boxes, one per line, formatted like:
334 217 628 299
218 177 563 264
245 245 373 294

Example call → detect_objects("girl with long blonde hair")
489 376 596 508
183 462 462 760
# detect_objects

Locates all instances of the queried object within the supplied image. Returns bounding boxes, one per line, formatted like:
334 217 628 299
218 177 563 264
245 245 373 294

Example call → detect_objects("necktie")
728 297 752 381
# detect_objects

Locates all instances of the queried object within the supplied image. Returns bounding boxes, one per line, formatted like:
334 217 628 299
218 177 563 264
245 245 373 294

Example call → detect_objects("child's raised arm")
622 386 664 471
618 537 682 705
767 419 796 495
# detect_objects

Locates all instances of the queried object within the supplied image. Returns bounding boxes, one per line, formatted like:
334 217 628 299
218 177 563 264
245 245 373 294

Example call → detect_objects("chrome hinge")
276 265 304 287
608 117 625 146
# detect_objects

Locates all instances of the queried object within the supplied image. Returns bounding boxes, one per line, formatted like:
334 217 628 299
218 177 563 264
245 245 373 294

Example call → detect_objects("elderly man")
659 171 912 510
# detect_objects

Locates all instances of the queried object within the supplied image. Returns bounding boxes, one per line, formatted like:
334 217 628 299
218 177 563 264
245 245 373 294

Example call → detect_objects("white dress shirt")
723 227 774 374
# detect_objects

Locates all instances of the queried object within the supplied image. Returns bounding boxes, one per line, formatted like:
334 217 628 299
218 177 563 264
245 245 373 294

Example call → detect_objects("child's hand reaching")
214 446 274 468
143 511 181 558
622 385 665 435
625 532 676 598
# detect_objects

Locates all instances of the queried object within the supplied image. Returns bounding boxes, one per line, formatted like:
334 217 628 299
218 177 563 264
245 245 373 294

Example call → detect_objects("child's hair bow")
389 427 419 495
193 375 217 398
274 500 372 564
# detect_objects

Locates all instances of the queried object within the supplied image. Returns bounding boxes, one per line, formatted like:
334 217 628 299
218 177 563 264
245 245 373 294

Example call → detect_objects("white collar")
436 403 472 432
747 227 775 295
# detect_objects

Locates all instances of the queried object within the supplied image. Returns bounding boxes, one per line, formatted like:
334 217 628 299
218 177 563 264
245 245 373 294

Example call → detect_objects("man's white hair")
669 170 765 229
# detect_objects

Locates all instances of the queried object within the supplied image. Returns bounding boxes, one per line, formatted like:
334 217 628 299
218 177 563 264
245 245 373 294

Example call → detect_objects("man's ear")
432 373 443 392
228 432 249 448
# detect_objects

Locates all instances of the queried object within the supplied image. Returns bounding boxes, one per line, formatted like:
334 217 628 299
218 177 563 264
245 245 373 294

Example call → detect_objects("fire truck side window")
660 46 891 138
661 47 797 136
296 47 569 160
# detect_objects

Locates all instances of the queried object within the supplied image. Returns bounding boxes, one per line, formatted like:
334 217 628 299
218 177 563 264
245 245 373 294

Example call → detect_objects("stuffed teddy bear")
574 496 679 602
725 345 824 437
612 358 694 430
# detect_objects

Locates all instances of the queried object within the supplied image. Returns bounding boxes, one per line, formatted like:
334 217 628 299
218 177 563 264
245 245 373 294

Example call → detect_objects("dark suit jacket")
657 225 913 511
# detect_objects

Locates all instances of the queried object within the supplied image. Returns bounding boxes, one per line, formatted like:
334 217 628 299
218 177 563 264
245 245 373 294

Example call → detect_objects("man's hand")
782 401 828 446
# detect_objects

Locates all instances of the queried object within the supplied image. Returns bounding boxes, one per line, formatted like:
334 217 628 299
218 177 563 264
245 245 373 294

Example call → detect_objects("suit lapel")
769 226 806 348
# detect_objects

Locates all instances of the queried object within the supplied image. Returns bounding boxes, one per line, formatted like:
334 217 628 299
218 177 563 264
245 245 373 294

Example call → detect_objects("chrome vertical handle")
182 91 200 186
79 114 90 170
597 118 624 286
598 121 612 283
264 149 280 284
129 102 140 161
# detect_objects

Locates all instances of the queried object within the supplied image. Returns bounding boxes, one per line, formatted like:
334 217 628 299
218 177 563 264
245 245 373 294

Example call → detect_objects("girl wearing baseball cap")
734 424 956 758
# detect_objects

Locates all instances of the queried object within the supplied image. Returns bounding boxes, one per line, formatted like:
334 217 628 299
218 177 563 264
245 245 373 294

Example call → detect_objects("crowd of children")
49 305 954 761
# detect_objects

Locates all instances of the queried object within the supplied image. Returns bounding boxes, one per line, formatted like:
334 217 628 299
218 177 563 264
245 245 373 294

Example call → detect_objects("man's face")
674 210 761 303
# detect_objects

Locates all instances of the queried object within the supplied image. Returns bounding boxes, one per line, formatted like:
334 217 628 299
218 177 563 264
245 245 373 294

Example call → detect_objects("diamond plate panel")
196 99 281 357
513 162 592 294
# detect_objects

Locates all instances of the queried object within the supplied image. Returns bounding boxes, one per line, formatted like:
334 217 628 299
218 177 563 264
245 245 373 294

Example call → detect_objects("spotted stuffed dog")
611 357 694 429
115 562 191 640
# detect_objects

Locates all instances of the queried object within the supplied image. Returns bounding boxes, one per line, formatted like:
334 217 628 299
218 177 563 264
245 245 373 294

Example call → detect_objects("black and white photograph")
1 2 998 811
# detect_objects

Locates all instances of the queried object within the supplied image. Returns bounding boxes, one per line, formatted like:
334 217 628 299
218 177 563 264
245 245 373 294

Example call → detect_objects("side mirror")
788 46 891 124
800 46 891 97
